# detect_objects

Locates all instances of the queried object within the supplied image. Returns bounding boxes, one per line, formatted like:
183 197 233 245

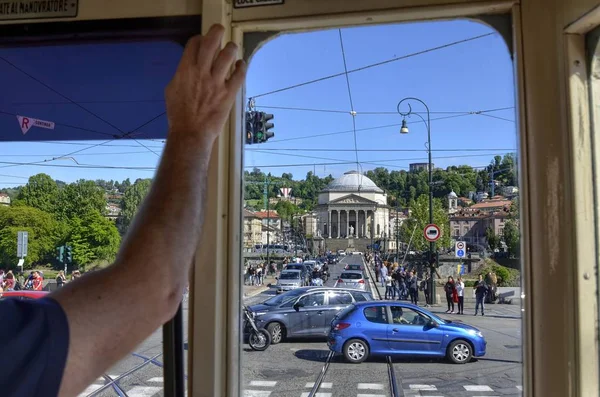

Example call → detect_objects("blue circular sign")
457 249 465 257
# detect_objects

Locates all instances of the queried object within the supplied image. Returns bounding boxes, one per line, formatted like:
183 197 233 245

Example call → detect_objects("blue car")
328 301 486 364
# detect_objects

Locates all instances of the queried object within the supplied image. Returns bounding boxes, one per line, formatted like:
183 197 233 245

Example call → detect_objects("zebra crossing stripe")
249 380 277 387
357 394 387 397
243 391 272 397
300 393 331 397
305 382 332 388
77 384 103 397
409 384 437 391
127 386 163 397
357 383 385 390
464 385 494 391
147 377 163 383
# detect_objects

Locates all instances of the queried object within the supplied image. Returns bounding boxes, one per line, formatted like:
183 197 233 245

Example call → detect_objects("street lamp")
397 97 437 304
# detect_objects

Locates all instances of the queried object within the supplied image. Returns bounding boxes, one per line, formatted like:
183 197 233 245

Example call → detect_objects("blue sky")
0 19 515 187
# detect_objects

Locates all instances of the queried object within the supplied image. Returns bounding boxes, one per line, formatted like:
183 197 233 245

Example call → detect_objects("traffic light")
56 245 64 263
245 111 254 145
66 245 73 263
256 112 275 143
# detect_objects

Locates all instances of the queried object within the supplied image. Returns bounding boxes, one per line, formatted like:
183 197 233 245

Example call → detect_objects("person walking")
456 276 465 314
408 271 419 305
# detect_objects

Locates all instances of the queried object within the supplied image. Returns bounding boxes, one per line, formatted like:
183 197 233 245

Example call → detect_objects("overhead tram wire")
338 29 362 191
251 32 495 99
255 105 515 115
0 56 163 157
247 148 516 152
266 109 515 144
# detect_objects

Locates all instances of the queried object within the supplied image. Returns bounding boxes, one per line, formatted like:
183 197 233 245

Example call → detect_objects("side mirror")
293 301 304 311
428 320 439 328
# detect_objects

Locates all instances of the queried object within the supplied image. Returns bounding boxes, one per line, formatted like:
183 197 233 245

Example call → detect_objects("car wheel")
343 339 369 363
447 339 472 364
267 322 284 344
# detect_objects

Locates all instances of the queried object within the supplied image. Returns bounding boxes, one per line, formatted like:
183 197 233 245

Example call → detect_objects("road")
76 254 522 397
242 254 523 397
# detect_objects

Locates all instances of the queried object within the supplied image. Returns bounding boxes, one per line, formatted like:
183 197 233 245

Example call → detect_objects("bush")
475 259 520 287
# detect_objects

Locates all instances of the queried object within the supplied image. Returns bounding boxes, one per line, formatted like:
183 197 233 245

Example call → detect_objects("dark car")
284 263 310 285
328 301 487 364
248 287 374 344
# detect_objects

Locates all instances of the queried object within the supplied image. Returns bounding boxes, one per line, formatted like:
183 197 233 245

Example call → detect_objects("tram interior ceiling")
0 0 597 397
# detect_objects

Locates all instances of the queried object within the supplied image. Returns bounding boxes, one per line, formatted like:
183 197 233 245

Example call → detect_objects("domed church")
315 170 389 241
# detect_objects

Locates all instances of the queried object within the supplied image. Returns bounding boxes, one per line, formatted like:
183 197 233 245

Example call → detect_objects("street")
242 255 522 397
74 254 521 397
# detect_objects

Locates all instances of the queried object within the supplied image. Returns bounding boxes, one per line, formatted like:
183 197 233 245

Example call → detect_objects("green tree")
503 220 520 257
274 200 300 220
15 173 59 214
400 195 450 251
0 205 62 268
485 226 500 251
57 180 107 221
121 178 152 229
66 209 121 268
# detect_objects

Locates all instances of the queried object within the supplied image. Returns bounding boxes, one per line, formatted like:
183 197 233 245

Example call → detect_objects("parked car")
248 287 374 344
274 270 304 294
328 301 487 364
335 271 367 291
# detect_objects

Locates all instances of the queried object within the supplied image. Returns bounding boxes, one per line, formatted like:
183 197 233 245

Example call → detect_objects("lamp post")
397 97 436 304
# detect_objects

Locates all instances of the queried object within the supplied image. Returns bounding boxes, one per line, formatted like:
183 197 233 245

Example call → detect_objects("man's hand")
165 24 247 145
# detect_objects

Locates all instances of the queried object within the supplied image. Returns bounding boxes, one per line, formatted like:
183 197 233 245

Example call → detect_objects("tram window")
0 39 185 395
242 19 521 397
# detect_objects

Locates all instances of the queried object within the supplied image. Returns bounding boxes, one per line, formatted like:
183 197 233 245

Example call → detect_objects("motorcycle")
243 305 271 351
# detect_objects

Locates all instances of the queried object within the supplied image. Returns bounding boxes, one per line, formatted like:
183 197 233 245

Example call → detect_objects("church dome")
448 190 458 199
323 170 384 193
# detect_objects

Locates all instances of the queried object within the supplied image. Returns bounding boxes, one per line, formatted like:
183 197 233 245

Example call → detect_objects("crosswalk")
78 376 164 397
243 380 523 397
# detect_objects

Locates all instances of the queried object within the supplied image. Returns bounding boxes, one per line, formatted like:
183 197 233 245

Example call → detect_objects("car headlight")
255 312 267 317
467 329 484 338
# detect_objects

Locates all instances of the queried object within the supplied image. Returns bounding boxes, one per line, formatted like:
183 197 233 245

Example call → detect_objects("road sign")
455 241 466 258
423 224 441 242
17 231 28 258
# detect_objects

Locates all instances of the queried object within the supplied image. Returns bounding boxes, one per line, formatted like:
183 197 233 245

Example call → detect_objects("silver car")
334 270 366 290
275 270 304 294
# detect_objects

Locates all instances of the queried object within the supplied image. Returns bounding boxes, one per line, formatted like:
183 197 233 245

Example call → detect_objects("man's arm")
50 24 246 397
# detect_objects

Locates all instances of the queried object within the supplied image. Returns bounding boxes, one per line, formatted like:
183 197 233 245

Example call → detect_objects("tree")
400 195 450 251
121 178 152 229
66 209 121 269
0 205 63 268
503 220 520 257
485 227 500 251
15 173 59 214
57 180 107 221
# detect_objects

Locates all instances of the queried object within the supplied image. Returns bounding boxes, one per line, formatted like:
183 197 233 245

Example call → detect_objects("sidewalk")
365 261 521 319
243 274 276 298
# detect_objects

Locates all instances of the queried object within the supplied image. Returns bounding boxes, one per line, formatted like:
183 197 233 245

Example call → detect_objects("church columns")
328 210 331 238
363 210 367 238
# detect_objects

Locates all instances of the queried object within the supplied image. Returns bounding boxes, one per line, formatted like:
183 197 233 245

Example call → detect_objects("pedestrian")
380 263 388 288
385 273 393 300
474 274 488 315
456 276 465 314
56 271 67 288
408 271 419 305
421 272 431 306
444 276 456 313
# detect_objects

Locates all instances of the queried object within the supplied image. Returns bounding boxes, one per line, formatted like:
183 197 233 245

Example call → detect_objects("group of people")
372 256 432 306
0 269 82 292
443 274 493 315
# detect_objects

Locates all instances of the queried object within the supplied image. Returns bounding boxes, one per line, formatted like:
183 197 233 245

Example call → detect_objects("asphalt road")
242 254 523 397
76 254 522 397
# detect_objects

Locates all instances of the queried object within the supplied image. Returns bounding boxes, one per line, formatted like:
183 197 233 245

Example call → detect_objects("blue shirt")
0 297 70 397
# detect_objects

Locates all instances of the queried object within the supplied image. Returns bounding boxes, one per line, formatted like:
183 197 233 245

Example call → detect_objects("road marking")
77 384 103 396
517 385 523 391
409 384 437 390
249 380 277 387
357 394 387 397
358 383 385 390
300 393 331 397
243 391 272 397
127 386 163 397
305 382 332 388
147 377 163 383
464 385 494 391
108 374 121 380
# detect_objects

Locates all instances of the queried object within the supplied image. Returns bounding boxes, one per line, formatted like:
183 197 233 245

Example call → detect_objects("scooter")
243 305 271 351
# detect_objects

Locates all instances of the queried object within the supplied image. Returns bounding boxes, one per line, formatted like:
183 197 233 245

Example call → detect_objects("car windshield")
263 289 305 306
279 272 300 280
286 265 303 270
347 265 361 270
341 273 362 279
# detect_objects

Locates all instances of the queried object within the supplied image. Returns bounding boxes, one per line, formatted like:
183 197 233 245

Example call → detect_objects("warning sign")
0 0 78 21
16 115 55 135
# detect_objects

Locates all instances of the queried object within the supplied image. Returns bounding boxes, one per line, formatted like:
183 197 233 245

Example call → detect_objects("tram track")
305 254 400 397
